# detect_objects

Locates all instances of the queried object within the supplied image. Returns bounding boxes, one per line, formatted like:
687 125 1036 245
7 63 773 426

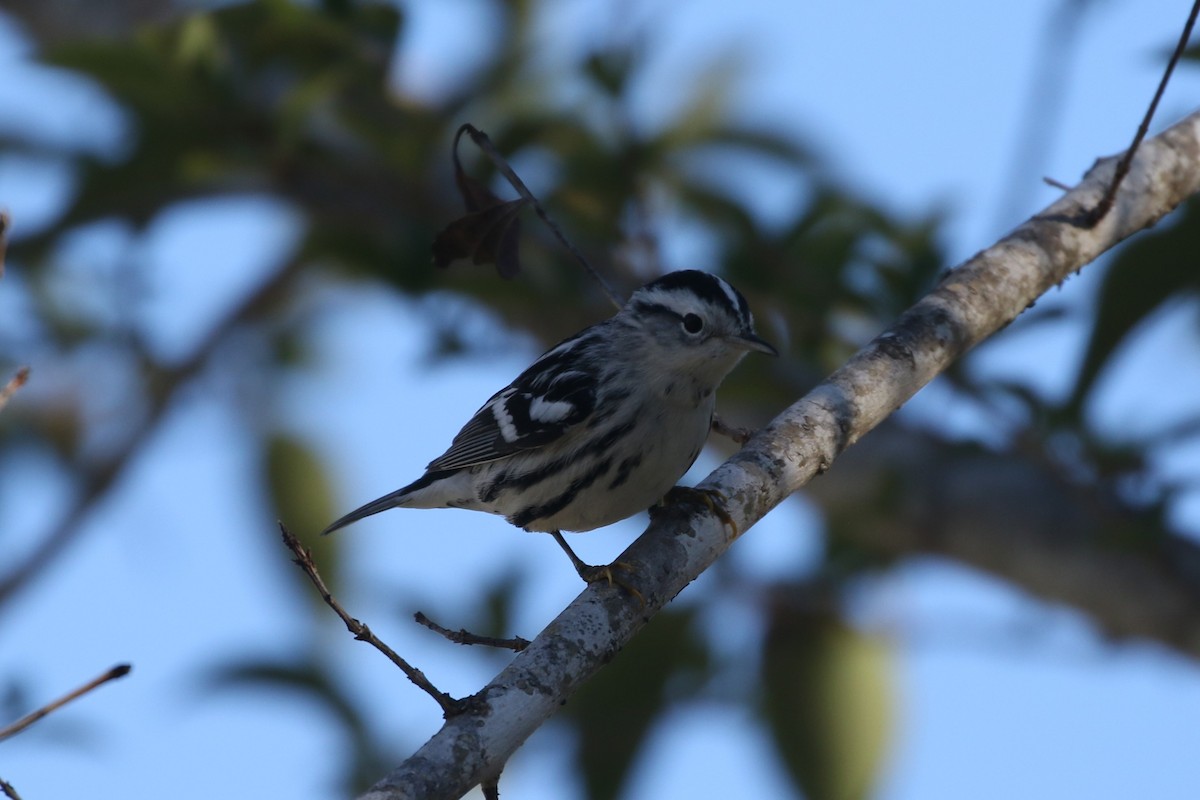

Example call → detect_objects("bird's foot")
657 486 739 538
711 414 754 445
550 531 644 606
575 561 644 605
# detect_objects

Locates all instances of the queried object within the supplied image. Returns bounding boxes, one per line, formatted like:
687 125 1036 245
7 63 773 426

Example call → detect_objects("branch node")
277 523 464 716
0 777 22 800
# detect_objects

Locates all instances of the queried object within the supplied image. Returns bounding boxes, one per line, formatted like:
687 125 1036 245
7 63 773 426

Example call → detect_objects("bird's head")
623 270 777 385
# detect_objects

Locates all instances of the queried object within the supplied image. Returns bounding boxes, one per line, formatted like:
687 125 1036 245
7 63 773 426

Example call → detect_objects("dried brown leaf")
432 198 528 278
431 126 527 278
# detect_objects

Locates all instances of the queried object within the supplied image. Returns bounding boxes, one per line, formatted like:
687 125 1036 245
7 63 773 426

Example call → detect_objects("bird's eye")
682 313 704 334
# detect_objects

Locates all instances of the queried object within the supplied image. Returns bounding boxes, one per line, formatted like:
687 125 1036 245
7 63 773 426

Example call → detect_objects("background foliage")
3 1 1200 798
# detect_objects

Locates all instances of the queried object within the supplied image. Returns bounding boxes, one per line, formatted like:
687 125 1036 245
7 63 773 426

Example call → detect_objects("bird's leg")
549 531 643 605
710 413 754 445
656 486 739 538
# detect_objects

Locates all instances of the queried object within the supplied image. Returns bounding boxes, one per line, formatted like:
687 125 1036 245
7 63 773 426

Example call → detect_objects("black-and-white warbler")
323 270 776 584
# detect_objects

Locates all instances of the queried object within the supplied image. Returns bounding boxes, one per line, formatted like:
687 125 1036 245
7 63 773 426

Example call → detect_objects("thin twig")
0 777 22 800
0 664 131 743
413 611 530 652
1083 0 1200 227
0 367 29 414
278 524 466 716
1043 176 1074 193
458 124 625 310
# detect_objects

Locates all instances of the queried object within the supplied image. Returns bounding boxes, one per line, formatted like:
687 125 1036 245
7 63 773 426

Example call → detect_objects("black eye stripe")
630 300 683 321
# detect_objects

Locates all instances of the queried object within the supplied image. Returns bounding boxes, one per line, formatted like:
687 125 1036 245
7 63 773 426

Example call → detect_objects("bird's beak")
735 332 779 357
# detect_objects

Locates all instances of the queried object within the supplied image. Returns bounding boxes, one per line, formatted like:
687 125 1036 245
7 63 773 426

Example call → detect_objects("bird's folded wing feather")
425 361 597 471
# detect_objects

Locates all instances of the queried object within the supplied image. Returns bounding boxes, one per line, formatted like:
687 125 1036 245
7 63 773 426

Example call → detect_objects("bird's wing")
425 339 599 472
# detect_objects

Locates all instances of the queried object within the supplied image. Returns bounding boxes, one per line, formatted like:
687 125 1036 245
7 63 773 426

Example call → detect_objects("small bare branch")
458 124 625 310
413 611 530 652
1083 0 1199 226
278 523 465 716
0 663 131 743
0 367 29 414
1042 176 1074 193
0 777 22 800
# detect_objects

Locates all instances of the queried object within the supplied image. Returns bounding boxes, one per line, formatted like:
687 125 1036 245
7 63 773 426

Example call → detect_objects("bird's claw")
576 560 644 607
658 486 740 538
550 531 644 606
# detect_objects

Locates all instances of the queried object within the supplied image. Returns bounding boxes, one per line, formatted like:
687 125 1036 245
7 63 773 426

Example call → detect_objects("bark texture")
362 110 1200 800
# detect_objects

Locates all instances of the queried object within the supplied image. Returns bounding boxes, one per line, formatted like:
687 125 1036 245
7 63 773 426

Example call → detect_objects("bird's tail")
321 469 457 535
321 488 411 535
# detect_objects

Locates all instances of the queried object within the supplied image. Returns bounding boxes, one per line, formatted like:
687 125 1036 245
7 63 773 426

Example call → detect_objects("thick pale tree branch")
361 110 1200 800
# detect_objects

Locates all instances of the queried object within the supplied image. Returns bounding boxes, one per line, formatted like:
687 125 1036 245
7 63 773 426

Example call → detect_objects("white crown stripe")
715 276 744 323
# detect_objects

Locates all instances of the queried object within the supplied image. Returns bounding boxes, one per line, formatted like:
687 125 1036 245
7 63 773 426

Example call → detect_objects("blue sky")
4 1 1200 798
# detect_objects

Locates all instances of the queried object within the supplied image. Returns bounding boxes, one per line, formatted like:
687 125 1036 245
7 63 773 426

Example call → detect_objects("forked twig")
278 524 466 716
0 777 22 800
1083 0 1200 227
0 663 131 743
413 611 530 652
457 124 625 309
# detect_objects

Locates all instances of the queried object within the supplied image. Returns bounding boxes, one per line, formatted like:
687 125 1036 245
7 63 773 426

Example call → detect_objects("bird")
322 269 776 588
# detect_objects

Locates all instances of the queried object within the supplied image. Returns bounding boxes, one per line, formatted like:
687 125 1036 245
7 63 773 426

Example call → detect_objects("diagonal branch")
0 663 131 743
359 108 1200 800
0 261 302 608
278 524 465 716
0 777 21 800
807 423 1200 647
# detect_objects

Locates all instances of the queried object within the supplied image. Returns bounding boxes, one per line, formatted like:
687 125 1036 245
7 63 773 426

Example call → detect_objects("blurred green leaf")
266 433 341 600
1066 197 1200 417
584 49 639 97
762 597 893 800
205 658 391 794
